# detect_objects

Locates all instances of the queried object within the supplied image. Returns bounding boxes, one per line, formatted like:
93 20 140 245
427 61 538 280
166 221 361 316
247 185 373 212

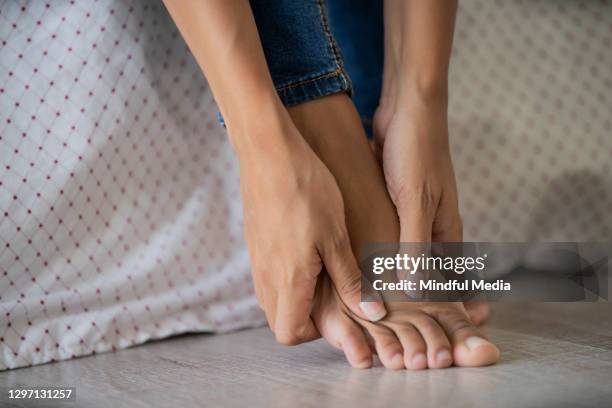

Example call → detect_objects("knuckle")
325 225 351 252
338 273 362 298
396 181 440 213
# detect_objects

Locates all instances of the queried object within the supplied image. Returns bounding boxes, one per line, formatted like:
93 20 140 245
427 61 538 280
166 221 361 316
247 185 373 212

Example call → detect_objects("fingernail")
411 353 427 369
437 349 452 362
465 336 491 350
359 301 387 321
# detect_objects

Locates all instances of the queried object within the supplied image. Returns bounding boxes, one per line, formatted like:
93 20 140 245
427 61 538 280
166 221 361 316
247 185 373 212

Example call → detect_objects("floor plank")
1 303 611 408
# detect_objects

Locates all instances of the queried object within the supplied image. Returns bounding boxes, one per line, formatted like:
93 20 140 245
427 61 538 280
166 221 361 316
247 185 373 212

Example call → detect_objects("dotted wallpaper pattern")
1 0 611 370
450 0 612 242
0 0 265 370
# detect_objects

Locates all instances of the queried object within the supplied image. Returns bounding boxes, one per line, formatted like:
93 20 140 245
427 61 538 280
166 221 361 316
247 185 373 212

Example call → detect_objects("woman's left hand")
373 99 463 244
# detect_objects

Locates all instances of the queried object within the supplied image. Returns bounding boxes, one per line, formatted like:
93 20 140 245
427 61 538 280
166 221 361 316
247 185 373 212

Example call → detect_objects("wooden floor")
1 303 611 408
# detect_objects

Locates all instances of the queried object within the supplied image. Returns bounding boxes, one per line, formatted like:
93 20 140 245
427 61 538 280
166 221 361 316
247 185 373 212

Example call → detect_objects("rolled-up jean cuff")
217 69 351 129
216 71 351 128
217 0 352 128
277 68 352 107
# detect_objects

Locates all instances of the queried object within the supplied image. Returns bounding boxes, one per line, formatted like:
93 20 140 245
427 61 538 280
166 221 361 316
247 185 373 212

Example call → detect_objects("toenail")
437 349 452 362
411 353 427 368
390 353 404 367
465 336 491 350
353 358 372 369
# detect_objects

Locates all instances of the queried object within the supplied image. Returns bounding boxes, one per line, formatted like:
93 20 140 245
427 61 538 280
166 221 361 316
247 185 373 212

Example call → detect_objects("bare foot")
289 94 499 369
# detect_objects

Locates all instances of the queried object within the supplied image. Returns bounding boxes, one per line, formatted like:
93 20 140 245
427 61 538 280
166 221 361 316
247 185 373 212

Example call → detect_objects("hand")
163 0 387 347
373 99 462 244
237 116 387 345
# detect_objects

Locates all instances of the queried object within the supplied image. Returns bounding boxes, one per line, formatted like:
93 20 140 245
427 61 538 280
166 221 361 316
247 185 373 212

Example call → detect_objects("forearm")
163 0 289 150
382 0 457 107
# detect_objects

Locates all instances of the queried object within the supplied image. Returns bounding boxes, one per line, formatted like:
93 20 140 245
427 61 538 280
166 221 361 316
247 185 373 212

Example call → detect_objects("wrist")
395 73 448 110
225 96 306 164
379 67 449 115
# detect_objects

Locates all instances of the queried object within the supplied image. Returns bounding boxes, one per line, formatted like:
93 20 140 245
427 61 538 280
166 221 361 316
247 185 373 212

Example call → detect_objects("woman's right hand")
163 0 385 346
236 114 387 345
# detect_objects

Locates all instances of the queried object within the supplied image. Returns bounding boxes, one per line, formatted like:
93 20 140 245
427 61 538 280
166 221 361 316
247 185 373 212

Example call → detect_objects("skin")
290 94 499 369
165 0 497 368
375 0 463 245
163 0 387 346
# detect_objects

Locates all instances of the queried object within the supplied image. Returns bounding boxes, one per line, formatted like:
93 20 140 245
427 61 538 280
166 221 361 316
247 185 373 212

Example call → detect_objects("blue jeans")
221 0 384 136
323 0 384 135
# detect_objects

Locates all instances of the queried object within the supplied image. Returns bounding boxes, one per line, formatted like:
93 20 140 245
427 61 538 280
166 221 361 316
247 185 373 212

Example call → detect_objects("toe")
433 307 499 367
409 315 453 369
341 329 374 369
366 324 405 370
387 323 428 370
319 314 373 369
312 278 373 369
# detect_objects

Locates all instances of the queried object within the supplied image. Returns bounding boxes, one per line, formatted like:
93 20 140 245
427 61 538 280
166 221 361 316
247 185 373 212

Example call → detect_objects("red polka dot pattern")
0 1 264 370
450 0 612 242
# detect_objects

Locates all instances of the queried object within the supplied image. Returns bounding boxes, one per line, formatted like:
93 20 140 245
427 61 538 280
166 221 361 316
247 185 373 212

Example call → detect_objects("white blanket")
0 0 265 370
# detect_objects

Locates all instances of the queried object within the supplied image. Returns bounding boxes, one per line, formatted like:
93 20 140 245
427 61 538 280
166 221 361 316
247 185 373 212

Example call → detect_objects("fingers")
267 271 321 345
320 232 387 322
274 313 320 346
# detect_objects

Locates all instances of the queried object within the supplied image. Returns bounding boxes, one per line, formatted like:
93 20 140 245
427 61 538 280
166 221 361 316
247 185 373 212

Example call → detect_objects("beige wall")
449 0 612 241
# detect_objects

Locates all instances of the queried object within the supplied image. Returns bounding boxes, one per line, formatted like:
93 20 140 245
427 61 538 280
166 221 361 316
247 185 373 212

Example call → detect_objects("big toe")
433 308 499 367
454 335 500 367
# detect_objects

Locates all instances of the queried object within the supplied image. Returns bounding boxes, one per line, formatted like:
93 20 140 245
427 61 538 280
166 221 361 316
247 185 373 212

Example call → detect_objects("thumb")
320 233 387 322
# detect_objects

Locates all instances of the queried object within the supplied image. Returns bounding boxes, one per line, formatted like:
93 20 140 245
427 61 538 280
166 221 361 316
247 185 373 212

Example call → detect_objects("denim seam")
275 67 344 92
315 0 352 91
315 0 341 69
273 0 351 95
